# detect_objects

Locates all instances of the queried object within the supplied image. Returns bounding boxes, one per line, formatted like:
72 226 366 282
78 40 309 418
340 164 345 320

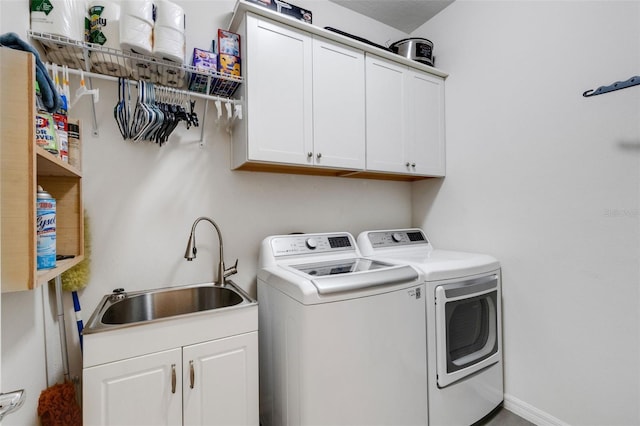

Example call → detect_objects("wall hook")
583 75 640 97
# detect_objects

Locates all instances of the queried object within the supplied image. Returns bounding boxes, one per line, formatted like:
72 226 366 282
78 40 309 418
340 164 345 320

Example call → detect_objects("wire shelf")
29 30 242 98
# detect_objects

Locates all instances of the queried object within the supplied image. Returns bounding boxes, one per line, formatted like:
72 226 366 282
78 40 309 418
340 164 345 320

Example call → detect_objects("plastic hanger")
71 69 99 108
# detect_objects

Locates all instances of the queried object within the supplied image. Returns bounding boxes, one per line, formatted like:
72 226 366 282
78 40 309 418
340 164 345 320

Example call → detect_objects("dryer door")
435 273 501 388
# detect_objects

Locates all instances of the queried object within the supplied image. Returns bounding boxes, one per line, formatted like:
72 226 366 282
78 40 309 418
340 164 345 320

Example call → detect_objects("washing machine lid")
357 229 500 281
286 258 419 294
290 257 390 276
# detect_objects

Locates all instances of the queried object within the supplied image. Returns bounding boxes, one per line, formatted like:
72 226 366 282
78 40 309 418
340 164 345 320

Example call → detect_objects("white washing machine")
358 229 503 426
258 232 428 426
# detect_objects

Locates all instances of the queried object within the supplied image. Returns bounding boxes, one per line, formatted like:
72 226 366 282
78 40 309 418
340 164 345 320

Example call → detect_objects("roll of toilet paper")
128 57 157 81
155 63 186 88
91 52 131 77
31 0 86 42
119 0 153 56
153 26 185 64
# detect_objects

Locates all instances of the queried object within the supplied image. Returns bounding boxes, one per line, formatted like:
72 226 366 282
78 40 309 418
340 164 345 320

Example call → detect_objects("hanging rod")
583 75 640 97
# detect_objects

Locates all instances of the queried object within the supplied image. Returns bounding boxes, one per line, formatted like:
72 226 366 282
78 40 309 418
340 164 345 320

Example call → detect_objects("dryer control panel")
364 229 430 248
270 233 357 257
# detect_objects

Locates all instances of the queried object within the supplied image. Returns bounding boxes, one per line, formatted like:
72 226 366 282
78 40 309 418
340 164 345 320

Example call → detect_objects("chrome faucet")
184 217 238 286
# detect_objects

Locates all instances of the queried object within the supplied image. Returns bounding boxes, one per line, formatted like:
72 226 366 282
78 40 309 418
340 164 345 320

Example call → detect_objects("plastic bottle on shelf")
36 185 57 270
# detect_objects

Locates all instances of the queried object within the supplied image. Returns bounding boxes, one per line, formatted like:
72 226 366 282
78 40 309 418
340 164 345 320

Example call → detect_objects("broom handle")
55 275 71 382
72 291 84 352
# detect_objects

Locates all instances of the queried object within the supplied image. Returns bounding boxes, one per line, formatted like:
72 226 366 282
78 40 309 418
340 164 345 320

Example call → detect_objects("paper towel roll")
153 26 185 64
152 0 185 64
119 0 153 55
87 1 127 75
154 0 185 29
88 1 120 48
120 0 153 25
31 0 86 42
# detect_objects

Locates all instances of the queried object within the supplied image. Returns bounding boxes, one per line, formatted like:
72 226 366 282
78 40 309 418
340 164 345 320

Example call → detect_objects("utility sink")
84 281 256 334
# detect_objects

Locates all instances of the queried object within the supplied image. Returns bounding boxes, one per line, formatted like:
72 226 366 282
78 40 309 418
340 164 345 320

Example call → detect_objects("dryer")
258 232 428 426
358 229 503 426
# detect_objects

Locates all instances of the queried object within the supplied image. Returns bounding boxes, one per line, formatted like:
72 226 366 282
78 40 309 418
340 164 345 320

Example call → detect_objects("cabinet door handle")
405 162 411 167
411 163 416 168
307 152 313 158
316 152 322 159
171 364 176 394
189 360 195 389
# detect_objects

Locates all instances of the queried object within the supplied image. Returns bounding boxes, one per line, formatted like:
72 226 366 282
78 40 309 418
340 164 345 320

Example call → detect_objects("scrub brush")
61 211 91 351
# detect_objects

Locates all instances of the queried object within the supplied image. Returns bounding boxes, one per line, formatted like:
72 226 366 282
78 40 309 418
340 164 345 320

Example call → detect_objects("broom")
37 276 82 426
37 212 90 426
60 212 91 351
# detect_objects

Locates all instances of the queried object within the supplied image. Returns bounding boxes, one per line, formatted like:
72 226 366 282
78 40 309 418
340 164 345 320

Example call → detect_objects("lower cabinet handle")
171 364 176 394
189 360 195 389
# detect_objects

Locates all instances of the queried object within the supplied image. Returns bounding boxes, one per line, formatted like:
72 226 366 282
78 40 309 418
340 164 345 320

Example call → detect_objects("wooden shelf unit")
1 48 84 292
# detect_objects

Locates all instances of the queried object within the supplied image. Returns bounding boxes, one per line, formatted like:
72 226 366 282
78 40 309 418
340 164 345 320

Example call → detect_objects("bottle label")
37 199 56 270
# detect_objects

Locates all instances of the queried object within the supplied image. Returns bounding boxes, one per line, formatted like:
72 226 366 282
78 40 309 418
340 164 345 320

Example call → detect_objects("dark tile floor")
477 407 535 426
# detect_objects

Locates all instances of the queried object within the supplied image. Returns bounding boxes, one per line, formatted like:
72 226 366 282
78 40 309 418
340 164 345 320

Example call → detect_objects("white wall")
412 2 640 425
1 1 411 424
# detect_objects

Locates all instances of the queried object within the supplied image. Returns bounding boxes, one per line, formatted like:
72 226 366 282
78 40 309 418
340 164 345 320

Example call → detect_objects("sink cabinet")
0 47 84 292
83 332 258 425
82 291 259 426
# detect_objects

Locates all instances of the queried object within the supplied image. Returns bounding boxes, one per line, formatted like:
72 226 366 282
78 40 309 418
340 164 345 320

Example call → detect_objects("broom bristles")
61 211 90 292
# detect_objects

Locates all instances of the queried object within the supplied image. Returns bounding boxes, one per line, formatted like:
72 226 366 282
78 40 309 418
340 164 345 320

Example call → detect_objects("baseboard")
503 394 570 426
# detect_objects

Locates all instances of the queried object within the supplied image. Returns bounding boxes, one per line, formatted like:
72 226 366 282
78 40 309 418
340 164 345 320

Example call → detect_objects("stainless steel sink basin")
84 282 256 333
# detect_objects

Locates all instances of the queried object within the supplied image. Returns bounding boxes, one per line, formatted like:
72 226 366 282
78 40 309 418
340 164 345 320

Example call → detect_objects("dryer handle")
443 274 498 299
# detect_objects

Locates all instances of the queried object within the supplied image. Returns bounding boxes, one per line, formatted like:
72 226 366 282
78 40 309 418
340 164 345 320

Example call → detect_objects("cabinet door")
406 69 446 176
312 37 365 169
245 15 312 165
83 348 182 426
183 332 258 426
365 55 409 173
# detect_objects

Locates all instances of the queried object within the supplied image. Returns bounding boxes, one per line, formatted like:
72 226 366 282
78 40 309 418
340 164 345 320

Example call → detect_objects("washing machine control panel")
271 233 356 256
365 229 430 248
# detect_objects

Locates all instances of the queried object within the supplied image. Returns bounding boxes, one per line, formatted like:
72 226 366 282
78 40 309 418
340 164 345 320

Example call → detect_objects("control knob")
305 238 318 249
392 232 403 243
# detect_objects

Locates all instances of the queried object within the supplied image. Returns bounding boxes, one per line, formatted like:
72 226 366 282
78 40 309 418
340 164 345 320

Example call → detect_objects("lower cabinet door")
183 332 259 426
83 348 182 426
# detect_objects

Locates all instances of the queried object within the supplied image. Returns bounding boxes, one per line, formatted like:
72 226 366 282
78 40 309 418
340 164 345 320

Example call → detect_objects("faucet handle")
224 259 239 279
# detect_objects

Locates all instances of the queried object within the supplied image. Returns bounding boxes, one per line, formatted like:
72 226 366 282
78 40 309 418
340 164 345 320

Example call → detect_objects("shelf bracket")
87 76 99 137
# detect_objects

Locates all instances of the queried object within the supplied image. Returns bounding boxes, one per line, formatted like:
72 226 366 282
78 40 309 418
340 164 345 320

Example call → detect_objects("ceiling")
327 0 455 33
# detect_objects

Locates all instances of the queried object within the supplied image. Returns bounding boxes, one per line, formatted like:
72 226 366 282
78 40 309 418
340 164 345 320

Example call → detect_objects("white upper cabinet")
232 14 365 171
366 54 445 177
230 2 447 179
312 37 365 170
240 15 313 166
406 68 446 176
365 55 409 174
